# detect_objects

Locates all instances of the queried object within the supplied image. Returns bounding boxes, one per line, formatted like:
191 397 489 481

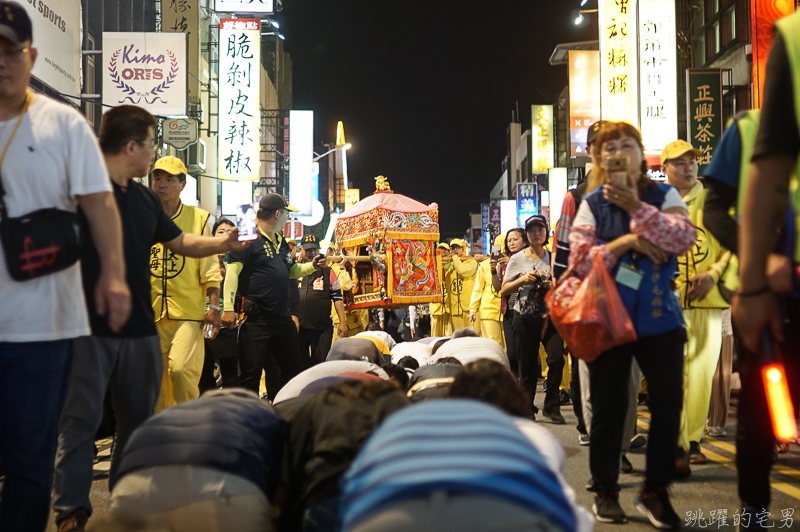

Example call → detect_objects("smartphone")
236 204 258 241
491 244 502 260
607 155 630 185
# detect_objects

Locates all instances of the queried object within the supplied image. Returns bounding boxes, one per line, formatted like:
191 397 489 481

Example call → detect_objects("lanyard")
0 90 32 218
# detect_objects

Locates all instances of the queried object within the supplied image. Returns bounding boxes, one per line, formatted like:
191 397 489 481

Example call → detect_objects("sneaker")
542 409 566 424
675 447 691 479
630 434 647 449
57 510 88 532
559 389 571 405
579 432 590 445
621 454 634 474
688 441 707 464
593 490 628 524
635 486 681 530
705 426 727 437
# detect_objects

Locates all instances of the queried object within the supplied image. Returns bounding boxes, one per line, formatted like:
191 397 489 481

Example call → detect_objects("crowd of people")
1 2 800 532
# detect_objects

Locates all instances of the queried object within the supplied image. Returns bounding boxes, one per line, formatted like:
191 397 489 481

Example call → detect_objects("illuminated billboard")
751 0 795 108
289 110 314 216
568 50 601 157
218 19 261 181
599 0 639 127
531 105 554 173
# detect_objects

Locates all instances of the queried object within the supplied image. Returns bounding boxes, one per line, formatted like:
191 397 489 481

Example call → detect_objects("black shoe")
635 486 681 530
638 393 648 405
542 409 566 424
594 490 628 524
559 389 571 405
621 454 633 474
688 441 707 464
586 478 597 491
675 447 691 479
630 434 647 450
579 432 590 445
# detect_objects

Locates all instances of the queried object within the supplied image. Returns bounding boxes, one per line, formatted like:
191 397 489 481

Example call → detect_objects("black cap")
259 193 298 212
525 214 548 230
301 234 320 250
586 120 607 147
0 2 32 46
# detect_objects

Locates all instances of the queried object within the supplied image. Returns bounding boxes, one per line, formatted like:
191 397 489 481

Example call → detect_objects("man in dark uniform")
296 235 348 368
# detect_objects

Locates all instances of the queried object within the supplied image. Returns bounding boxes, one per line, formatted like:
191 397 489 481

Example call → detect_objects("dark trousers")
736 300 800 509
571 353 587 434
503 309 519 374
0 340 73 532
298 327 334 369
513 313 564 413
588 327 685 491
200 328 240 393
238 313 301 400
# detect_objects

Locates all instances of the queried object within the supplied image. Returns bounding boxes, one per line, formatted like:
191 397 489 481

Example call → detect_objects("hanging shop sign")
568 50 601 157
531 105 554 173
21 0 81 96
686 69 723 175
751 0 795 108
516 182 538 228
215 0 274 13
163 118 198 149
102 32 188 116
218 18 261 180
345 189 360 210
161 0 200 105
481 203 490 254
599 0 639 127
289 110 315 216
638 0 678 156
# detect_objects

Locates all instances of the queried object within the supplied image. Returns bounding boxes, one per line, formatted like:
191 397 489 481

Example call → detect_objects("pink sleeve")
629 203 696 255
568 224 619 278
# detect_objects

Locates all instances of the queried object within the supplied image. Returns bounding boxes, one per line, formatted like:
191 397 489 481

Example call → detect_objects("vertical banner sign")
489 205 501 230
568 50 601 156
516 183 538 228
531 105 554 173
103 33 188 116
751 0 795 108
599 0 639 127
336 121 349 190
481 203 490 254
218 19 261 180
289 111 314 216
687 69 723 175
639 0 678 156
161 0 200 106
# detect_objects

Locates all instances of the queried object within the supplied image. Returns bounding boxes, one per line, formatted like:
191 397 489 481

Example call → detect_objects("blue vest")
585 183 684 338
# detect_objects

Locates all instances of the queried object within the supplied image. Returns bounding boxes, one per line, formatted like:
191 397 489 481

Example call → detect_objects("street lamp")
573 9 596 26
312 142 351 162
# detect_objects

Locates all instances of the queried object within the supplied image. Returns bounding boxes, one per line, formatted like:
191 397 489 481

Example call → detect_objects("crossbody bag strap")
0 90 32 220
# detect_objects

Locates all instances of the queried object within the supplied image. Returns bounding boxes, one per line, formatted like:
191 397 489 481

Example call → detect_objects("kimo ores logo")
108 45 178 105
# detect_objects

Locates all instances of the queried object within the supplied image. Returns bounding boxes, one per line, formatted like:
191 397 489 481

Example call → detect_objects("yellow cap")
449 238 467 249
152 156 188 176
660 140 702 165
493 234 506 247
436 242 450 250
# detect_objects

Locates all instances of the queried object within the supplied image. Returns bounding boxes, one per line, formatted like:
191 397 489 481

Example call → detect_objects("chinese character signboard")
751 0 795 108
568 50 601 157
516 183 538 228
103 32 188 116
481 203 490 254
161 0 200 105
19 0 80 96
599 0 639 127
639 0 678 156
216 0 274 13
686 69 723 175
531 105 554 173
218 19 261 180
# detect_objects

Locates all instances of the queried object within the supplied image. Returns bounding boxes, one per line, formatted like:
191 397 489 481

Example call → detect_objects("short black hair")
435 356 462 366
449 359 533 419
99 105 157 155
381 363 410 389
256 208 280 221
212 217 235 235
396 356 420 371
452 327 480 339
365 321 383 332
504 228 528 255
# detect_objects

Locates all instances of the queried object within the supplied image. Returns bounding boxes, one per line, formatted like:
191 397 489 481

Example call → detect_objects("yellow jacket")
150 203 222 322
449 255 478 316
430 262 451 317
676 181 731 309
331 263 353 324
469 259 502 320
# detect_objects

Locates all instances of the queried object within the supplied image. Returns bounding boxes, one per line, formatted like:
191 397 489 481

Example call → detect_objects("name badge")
312 277 324 290
615 262 643 291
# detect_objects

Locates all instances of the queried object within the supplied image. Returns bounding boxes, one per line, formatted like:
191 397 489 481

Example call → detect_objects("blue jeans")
0 340 73 532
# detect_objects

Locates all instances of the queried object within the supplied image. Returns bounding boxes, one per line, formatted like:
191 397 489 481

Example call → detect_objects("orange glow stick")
761 333 798 443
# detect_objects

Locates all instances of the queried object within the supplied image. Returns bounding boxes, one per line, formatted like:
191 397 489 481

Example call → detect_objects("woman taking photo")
493 228 527 372
568 122 695 529
501 216 565 425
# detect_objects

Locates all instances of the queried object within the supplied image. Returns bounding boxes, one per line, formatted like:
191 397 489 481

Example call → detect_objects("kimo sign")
102 32 188 116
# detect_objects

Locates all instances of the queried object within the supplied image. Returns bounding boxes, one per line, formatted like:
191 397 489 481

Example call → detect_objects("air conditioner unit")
186 139 206 173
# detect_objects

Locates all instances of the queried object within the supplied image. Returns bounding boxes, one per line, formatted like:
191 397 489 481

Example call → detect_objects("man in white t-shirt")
0 3 129 531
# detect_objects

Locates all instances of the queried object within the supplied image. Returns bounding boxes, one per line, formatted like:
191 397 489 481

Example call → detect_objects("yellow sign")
599 0 639 127
531 105 554 173
345 189 360 210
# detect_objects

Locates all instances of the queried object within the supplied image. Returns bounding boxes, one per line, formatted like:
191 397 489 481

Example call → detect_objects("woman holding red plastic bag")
567 122 696 529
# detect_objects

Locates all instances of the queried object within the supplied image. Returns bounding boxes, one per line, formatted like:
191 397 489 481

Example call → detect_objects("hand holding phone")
607 155 630 185
236 204 258 241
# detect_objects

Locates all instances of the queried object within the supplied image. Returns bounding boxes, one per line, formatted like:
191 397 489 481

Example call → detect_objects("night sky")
281 0 595 237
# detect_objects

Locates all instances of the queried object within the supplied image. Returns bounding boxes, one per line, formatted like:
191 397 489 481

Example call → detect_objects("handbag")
0 90 82 282
545 253 637 362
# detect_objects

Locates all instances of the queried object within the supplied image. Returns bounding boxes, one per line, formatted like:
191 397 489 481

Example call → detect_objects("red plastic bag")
545 253 637 362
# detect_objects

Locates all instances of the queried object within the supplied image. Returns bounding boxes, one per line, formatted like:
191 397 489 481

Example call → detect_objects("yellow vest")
469 259 502 320
448 255 477 316
675 181 730 308
150 203 222 322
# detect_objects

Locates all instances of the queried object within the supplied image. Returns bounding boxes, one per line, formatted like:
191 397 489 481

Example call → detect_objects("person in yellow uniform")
469 235 505 348
449 239 480 332
149 157 222 412
661 140 731 473
430 242 453 337
330 257 353 344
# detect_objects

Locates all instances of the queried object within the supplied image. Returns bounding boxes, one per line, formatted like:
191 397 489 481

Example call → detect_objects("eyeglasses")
0 47 30 63
138 140 158 151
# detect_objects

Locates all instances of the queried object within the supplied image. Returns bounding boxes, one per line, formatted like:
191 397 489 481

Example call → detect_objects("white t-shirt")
504 249 551 312
427 337 510 368
273 360 388 404
390 341 432 366
0 95 112 342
